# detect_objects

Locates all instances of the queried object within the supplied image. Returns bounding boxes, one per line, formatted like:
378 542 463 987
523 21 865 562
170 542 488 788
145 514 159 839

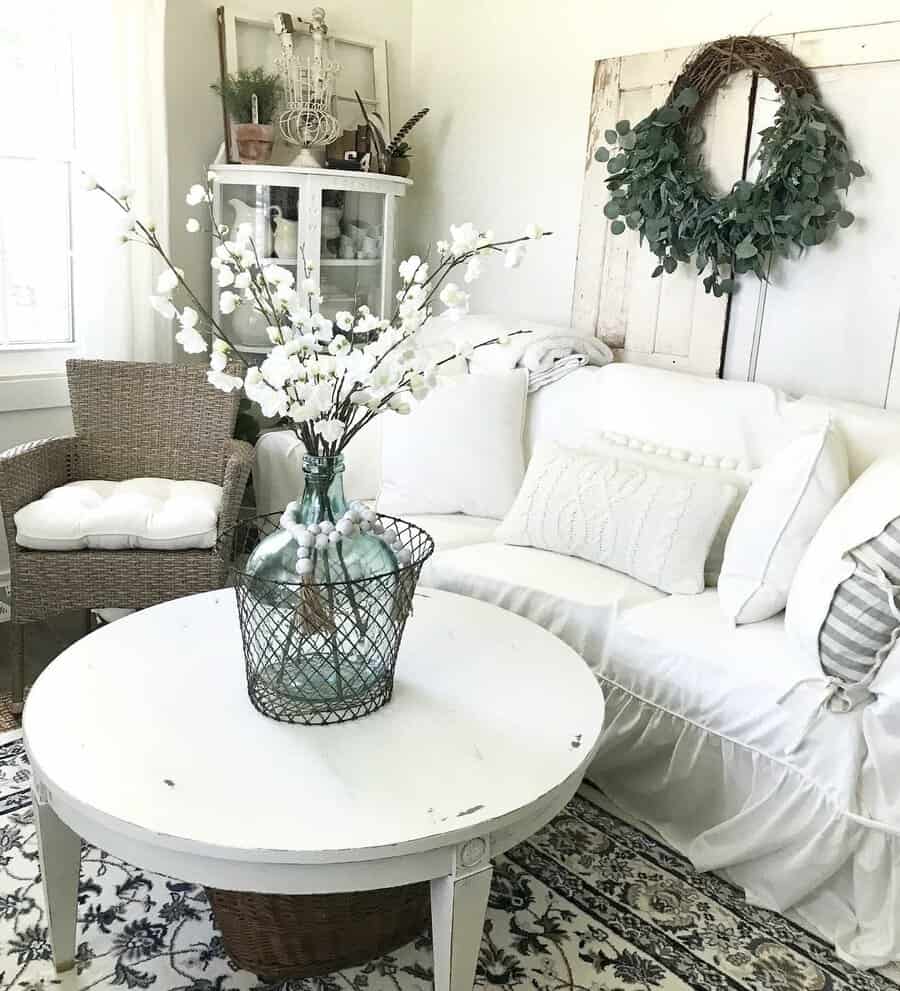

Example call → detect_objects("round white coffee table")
23 588 605 991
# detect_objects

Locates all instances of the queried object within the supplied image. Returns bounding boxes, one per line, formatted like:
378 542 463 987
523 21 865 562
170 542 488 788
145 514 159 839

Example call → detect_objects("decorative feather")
386 108 430 158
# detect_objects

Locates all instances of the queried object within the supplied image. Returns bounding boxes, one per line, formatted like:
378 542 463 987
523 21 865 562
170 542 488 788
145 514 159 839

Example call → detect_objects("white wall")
407 0 900 325
165 0 414 309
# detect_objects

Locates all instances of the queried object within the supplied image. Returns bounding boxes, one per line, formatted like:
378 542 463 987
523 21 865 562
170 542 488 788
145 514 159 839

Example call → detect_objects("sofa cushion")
379 370 528 519
14 478 223 551
405 514 497 553
718 424 849 624
423 542 664 659
497 441 736 594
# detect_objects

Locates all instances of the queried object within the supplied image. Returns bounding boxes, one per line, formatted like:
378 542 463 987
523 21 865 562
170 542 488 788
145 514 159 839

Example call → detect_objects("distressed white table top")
24 588 604 865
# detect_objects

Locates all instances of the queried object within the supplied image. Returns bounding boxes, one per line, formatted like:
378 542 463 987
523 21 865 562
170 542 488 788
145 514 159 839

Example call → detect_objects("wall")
407 0 900 326
165 0 414 310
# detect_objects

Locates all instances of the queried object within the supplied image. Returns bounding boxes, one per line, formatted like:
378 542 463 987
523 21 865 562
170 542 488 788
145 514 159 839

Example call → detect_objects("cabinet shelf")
321 258 381 268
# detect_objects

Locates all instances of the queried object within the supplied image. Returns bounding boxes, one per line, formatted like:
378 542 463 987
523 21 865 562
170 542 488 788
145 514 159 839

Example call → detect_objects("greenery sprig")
211 68 281 124
594 85 864 296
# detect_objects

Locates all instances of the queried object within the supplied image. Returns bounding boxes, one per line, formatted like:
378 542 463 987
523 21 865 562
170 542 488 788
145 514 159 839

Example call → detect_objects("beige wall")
407 0 900 325
164 0 414 308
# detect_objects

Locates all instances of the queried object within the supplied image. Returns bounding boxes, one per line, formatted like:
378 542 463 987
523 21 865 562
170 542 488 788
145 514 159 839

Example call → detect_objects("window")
0 15 76 357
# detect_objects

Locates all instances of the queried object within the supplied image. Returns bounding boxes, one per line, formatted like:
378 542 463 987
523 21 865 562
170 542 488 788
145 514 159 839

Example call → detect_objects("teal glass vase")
242 453 402 723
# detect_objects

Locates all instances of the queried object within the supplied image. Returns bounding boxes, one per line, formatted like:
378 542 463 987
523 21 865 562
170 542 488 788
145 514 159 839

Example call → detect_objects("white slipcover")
14 479 222 551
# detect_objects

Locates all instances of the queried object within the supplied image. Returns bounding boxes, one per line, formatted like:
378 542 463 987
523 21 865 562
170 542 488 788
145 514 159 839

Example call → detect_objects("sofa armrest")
219 438 255 535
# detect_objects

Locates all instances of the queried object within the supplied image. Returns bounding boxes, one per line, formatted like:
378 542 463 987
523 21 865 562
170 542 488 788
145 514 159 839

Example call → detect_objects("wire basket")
218 513 434 725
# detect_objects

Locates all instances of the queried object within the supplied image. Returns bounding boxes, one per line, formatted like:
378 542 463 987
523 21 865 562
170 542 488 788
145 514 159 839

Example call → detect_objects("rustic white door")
573 22 900 404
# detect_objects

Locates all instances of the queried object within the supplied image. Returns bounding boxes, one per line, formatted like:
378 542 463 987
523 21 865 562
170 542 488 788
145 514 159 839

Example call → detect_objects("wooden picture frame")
218 6 391 162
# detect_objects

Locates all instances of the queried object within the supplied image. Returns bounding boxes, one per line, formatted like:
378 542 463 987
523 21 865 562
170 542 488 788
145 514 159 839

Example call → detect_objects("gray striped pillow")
819 518 900 684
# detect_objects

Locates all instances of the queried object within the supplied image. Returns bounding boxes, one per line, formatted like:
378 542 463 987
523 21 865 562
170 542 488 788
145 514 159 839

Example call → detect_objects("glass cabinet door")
213 179 301 351
317 187 387 323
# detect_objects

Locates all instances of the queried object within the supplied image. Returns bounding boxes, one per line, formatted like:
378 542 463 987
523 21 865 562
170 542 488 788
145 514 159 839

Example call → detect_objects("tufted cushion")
14 478 223 551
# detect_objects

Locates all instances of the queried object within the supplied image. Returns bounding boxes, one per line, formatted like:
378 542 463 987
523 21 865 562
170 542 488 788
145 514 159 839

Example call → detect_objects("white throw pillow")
718 425 848 624
378 370 528 519
496 441 736 594
786 453 900 687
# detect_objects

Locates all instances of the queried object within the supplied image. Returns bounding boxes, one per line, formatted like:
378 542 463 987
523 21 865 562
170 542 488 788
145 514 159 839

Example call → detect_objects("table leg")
33 789 81 972
430 857 492 991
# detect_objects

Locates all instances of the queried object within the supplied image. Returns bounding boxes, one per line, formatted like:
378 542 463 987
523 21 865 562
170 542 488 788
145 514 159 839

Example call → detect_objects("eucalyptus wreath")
594 37 865 296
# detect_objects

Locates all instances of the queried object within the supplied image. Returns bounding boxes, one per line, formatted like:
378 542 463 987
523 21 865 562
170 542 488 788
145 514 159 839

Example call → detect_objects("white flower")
455 337 474 358
335 310 354 332
210 256 222 270
398 255 423 285
449 222 480 257
311 313 333 342
439 282 469 310
186 183 209 206
234 271 251 290
266 325 283 344
300 276 317 295
248 380 289 418
179 305 199 329
219 290 238 314
235 222 254 245
175 322 207 355
118 212 137 239
504 243 526 268
213 337 230 354
525 223 544 239
497 333 511 345
217 266 235 288
185 217 200 233
435 239 450 255
288 401 317 423
207 369 243 393
263 264 294 286
260 347 301 388
275 283 297 305
156 269 179 294
80 172 98 191
464 255 484 283
115 182 134 201
149 295 176 320
210 349 228 372
314 418 346 443
328 336 350 356
388 395 412 414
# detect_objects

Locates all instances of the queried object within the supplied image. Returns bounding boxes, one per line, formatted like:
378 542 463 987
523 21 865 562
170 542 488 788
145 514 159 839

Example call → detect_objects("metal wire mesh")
218 514 434 725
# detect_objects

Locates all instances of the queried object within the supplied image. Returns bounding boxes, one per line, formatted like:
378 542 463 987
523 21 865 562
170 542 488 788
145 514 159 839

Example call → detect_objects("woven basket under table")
206 882 430 978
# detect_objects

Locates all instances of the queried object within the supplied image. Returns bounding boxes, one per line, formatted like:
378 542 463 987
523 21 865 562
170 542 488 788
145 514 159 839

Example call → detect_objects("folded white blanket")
470 324 613 391
526 353 588 393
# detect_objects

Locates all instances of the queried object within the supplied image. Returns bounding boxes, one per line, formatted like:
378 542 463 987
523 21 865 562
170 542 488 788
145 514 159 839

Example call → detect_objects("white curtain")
72 0 172 363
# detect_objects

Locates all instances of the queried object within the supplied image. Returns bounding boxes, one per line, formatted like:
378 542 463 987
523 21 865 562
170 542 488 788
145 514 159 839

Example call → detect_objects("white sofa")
255 361 900 968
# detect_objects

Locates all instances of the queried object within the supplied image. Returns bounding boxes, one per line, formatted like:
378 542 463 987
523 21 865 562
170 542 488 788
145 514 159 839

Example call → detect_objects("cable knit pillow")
496 441 737 594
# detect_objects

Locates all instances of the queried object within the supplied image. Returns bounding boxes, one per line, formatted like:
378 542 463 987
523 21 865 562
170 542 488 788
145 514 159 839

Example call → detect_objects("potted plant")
386 108 429 177
387 142 411 178
211 67 281 165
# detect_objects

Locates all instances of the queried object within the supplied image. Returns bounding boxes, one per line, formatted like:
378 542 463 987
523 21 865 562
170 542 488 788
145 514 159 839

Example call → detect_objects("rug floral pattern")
0 732 896 991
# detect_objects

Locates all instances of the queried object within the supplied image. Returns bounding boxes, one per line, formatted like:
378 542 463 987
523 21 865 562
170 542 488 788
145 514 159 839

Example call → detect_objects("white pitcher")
271 206 299 261
228 198 272 256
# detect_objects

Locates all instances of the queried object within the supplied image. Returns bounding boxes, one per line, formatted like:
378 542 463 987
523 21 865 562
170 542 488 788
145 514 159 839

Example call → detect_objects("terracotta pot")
389 157 411 178
233 123 274 165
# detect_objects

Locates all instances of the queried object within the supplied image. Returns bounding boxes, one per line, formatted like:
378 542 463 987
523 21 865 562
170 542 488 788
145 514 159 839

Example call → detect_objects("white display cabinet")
208 165 412 353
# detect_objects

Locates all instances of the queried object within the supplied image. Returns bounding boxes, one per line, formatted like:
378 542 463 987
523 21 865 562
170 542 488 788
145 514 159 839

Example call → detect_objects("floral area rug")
0 729 896 991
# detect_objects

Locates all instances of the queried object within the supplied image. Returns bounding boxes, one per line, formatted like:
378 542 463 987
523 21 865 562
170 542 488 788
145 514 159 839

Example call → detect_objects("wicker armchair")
0 359 254 710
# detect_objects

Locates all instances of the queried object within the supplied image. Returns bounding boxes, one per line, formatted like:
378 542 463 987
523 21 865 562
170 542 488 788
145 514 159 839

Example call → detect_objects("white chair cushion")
14 478 223 551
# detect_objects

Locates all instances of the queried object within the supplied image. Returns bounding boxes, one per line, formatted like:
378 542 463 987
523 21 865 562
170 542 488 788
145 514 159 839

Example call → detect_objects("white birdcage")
275 7 342 167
